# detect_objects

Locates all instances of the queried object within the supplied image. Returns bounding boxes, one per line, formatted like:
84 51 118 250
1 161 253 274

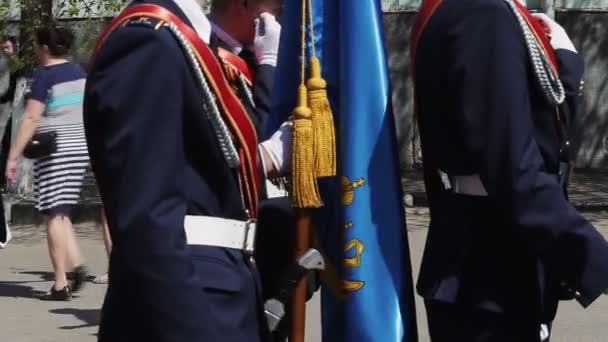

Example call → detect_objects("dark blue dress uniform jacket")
414 0 608 321
84 0 266 341
209 34 295 298
209 34 276 136
211 33 316 341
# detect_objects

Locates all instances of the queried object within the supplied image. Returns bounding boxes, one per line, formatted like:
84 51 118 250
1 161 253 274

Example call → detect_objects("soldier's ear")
227 0 256 17
40 44 50 55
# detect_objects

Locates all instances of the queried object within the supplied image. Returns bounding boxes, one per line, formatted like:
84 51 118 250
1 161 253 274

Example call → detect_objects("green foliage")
0 0 128 75
0 0 13 39
54 0 127 18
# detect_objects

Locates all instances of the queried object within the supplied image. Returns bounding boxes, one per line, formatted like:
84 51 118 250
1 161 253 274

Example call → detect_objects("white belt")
184 215 257 254
438 170 488 196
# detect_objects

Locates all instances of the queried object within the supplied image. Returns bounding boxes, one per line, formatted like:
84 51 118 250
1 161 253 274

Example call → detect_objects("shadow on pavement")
0 280 46 298
19 270 97 282
50 308 100 331
18 270 55 281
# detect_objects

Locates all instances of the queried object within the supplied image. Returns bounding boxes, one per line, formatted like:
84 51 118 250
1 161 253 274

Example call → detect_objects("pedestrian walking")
0 35 17 249
6 25 90 300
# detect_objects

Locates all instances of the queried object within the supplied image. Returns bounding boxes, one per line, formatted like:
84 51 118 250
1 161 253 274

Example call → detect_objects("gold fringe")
291 85 322 208
307 57 336 177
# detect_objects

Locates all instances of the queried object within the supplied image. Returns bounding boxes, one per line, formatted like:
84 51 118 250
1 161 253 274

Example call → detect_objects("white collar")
173 0 212 43
211 23 243 54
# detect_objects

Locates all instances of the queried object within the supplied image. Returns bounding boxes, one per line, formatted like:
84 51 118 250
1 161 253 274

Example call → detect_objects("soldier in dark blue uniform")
411 0 608 340
208 4 311 340
209 0 282 134
83 0 291 341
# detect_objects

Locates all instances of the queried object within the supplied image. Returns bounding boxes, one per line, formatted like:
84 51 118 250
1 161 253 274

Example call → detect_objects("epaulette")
221 59 244 88
217 48 254 86
123 16 166 30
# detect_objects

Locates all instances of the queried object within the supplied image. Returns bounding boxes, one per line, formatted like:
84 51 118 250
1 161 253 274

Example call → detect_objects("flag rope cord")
307 0 317 58
300 0 307 86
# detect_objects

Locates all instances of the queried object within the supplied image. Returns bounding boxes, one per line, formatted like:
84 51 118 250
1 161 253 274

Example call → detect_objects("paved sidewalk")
1 210 608 341
0 223 108 342
0 222 323 342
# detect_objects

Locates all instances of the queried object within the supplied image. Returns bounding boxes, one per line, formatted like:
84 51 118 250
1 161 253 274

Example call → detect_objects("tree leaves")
0 0 128 75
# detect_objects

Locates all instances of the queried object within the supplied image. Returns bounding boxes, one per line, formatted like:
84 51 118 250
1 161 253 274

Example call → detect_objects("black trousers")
0 115 9 244
0 197 6 243
0 115 11 186
425 300 547 342
255 197 321 341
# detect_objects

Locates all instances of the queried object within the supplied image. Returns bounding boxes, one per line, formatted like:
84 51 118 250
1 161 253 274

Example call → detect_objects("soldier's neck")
44 57 69 67
209 13 247 48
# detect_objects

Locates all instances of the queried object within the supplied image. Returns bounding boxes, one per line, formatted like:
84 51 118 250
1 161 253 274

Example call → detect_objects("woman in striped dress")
6 26 89 301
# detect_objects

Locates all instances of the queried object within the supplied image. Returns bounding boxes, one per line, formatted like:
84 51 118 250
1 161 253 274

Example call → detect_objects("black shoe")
70 265 90 293
40 285 72 301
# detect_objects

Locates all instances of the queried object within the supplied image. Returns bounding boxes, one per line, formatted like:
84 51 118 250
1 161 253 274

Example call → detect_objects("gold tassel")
292 84 323 208
307 56 337 177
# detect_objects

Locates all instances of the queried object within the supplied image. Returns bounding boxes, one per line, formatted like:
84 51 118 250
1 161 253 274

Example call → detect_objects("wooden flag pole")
289 0 336 339
290 209 312 342
288 0 318 340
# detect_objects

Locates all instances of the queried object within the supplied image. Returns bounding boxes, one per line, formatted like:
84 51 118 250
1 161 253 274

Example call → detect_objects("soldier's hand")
532 13 577 53
259 121 292 177
254 12 281 66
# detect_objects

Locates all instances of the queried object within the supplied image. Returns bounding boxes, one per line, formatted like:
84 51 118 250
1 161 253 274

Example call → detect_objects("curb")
569 202 608 212
7 194 608 226
9 202 103 226
404 192 608 212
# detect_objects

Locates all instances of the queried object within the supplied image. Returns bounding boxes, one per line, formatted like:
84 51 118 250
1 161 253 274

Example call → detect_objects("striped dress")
28 63 89 213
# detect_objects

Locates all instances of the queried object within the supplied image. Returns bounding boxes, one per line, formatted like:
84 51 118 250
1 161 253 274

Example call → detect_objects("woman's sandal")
39 285 72 301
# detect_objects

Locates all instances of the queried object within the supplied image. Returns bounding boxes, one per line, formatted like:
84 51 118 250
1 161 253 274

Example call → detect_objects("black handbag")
23 131 57 159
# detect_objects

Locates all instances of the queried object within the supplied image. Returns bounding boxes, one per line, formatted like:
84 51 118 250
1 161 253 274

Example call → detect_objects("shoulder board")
124 16 166 30
218 48 254 85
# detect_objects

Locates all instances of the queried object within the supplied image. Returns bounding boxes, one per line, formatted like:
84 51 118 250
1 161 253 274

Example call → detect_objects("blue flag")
266 0 417 340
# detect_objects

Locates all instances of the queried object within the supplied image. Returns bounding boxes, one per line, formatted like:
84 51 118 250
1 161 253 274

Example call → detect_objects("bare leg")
94 208 111 284
61 213 90 292
101 208 112 256
64 215 83 269
47 214 69 289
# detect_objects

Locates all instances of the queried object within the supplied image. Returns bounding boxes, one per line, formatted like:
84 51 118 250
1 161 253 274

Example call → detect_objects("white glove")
253 12 281 66
532 13 577 53
259 121 292 176
540 324 550 341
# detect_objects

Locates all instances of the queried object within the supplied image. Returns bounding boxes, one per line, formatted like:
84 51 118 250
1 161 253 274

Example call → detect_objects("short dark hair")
0 35 17 46
211 0 231 13
35 26 74 57
211 0 265 13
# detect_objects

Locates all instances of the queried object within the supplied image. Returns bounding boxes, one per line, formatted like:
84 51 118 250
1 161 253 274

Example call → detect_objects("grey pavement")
0 223 108 342
1 210 608 341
